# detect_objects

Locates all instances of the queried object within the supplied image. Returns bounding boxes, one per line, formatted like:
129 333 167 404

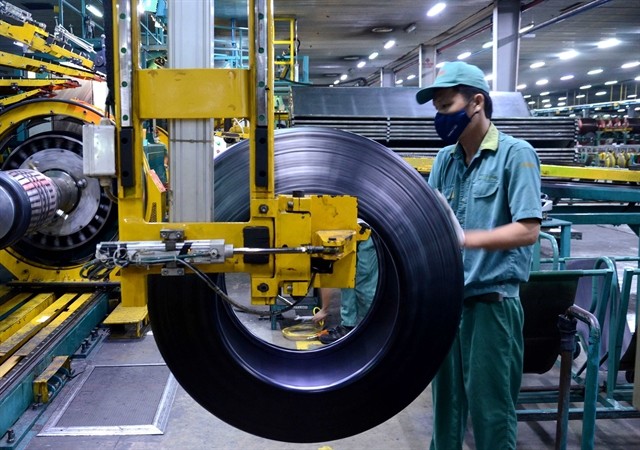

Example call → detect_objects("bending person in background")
416 61 542 450
312 228 378 344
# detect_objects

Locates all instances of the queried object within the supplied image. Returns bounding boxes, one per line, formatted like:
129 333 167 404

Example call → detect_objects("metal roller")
147 127 464 443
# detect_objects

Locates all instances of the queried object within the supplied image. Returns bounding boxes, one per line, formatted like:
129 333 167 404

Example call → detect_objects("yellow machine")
0 0 464 444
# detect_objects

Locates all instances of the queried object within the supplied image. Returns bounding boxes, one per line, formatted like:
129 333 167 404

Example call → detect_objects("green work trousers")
340 237 378 327
430 296 524 450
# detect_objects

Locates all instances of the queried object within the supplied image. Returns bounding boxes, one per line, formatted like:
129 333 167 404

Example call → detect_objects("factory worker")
312 226 378 343
417 61 542 450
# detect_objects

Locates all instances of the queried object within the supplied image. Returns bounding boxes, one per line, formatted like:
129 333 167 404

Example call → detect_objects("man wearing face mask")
416 61 542 450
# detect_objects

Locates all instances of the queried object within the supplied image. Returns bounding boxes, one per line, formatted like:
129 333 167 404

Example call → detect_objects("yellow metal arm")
0 51 103 81
0 20 96 71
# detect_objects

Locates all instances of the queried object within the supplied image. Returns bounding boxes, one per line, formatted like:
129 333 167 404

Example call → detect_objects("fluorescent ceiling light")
516 84 527 90
560 75 574 81
357 61 366 68
384 40 395 49
618 109 626 113
604 80 617 85
519 23 535 34
527 101 535 105
542 98 551 103
576 94 586 98
395 79 404 85
407 74 416 80
482 41 493 49
587 69 603 75
86 4 103 18
539 91 549 96
427 3 446 17
558 102 566 106
629 94 638 98
621 61 640 69
457 51 471 60
597 38 620 49
595 91 607 96
333 80 340 85
523 94 531 98
558 50 578 60
436 61 447 68
558 97 567 101
530 61 545 69
368 52 379 60
636 76 640 81
340 74 348 81
580 84 591 89
535 79 548 86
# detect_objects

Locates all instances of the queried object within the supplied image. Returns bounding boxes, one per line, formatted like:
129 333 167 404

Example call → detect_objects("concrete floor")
19 224 640 449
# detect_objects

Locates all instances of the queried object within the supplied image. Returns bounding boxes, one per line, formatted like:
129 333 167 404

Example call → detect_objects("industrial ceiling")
6 0 640 112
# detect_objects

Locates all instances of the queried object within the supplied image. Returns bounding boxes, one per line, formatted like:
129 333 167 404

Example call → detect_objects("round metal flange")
147 127 464 443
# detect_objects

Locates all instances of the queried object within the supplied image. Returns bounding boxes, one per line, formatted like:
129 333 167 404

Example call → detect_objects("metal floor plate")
38 363 177 436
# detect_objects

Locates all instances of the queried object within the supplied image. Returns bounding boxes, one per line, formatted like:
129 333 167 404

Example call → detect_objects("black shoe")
319 325 354 344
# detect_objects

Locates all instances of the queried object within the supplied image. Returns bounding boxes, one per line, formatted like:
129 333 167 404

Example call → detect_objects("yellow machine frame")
107 0 360 329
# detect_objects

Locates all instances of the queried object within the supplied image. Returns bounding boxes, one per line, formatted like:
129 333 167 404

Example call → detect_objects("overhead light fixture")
357 61 366 68
558 97 567 101
340 74 348 81
384 40 395 50
530 61 545 69
628 94 638 98
404 23 417 33
595 91 607 96
558 102 566 106
558 50 578 60
576 94 586 98
343 55 360 61
535 79 548 86
517 84 527 90
457 51 471 60
621 61 640 69
527 101 535 105
395 79 404 85
333 80 340 85
427 3 446 17
542 98 551 103
540 91 550 96
597 38 620 49
587 68 603 75
436 61 447 68
604 80 617 85
482 41 493 49
580 84 592 89
519 22 535 34
636 76 640 81
86 4 103 18
523 94 531 98
407 74 416 80
369 52 379 60
372 26 394 33
560 74 574 81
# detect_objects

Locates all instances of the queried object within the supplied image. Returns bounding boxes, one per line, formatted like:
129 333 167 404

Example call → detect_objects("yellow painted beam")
0 293 56 343
33 355 71 403
0 89 43 106
0 51 103 81
135 68 250 119
16 294 92 357
0 78 79 90
0 21 95 70
0 355 21 378
540 164 640 183
0 294 78 364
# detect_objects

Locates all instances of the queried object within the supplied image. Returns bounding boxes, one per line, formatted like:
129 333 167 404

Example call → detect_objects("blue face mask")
434 109 472 146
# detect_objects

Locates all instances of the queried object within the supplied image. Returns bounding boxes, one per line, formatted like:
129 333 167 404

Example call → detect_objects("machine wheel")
147 127 464 443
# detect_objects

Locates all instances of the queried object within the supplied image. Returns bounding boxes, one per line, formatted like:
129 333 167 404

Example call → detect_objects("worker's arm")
463 219 540 250
312 288 337 324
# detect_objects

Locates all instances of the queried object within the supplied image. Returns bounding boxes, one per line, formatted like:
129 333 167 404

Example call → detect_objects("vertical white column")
492 0 520 92
168 0 215 221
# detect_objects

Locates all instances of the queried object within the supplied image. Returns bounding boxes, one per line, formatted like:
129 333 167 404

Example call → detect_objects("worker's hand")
312 307 328 324
434 190 465 248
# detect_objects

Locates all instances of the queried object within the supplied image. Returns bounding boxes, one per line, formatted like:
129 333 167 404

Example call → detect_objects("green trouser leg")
340 237 379 327
430 297 524 450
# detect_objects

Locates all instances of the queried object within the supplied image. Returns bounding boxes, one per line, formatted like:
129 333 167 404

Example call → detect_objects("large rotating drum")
0 99 118 267
147 127 464 443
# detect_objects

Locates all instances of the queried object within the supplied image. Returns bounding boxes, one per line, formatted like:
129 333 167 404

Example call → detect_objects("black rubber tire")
147 127 463 443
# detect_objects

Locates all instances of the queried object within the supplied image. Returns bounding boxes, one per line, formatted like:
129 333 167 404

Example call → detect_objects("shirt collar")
450 122 499 158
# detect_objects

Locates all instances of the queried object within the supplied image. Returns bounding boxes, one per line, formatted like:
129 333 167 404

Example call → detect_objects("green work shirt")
428 123 542 298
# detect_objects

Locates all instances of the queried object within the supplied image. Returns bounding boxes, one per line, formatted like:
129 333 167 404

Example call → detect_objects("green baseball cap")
416 61 490 105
